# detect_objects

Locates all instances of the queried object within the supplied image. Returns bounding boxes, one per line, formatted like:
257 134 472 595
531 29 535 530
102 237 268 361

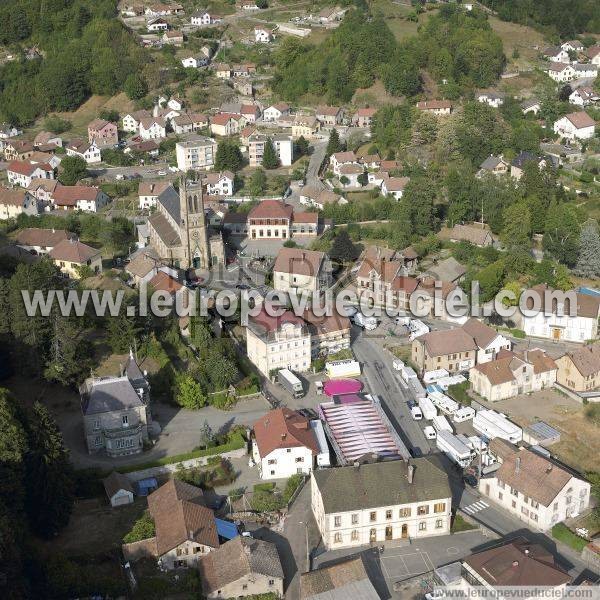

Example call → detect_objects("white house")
573 63 599 79
381 176 409 200
569 86 600 107
204 171 234 196
588 45 600 66
52 185 109 213
553 111 595 140
546 62 575 82
562 40 585 53
312 459 451 550
273 134 293 167
103 472 135 507
543 46 570 63
147 17 168 31
252 408 320 479
0 187 39 220
477 91 505 108
190 11 221 26
521 99 541 115
122 110 151 133
254 26 273 43
517 284 600 343
138 181 171 210
480 441 590 531
66 140 101 164
461 318 511 364
7 160 54 188
139 117 167 140
263 103 290 122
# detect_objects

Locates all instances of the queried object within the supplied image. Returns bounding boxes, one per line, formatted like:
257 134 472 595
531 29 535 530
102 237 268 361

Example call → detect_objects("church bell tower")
179 177 210 270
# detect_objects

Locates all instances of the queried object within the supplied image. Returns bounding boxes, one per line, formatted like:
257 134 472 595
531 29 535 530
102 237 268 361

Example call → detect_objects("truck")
410 406 423 420
277 368 304 398
418 396 437 421
325 359 361 379
352 312 378 331
432 414 453 433
436 430 473 468
473 409 522 443
428 391 459 416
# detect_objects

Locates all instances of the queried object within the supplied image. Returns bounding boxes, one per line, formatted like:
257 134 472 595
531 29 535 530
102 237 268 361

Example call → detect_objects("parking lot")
379 547 435 581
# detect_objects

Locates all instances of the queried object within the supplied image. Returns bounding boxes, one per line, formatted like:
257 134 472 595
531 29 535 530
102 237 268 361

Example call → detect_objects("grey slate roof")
157 184 181 225
82 376 144 415
312 458 451 513
103 471 135 499
479 155 504 170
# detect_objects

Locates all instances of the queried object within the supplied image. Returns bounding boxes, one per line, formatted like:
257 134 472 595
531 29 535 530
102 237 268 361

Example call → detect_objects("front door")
552 327 561 341
385 526 393 541
369 528 377 543
401 524 408 538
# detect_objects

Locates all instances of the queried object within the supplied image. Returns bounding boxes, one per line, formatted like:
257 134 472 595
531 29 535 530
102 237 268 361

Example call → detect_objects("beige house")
303 309 351 358
416 100 453 115
479 441 590 531
316 106 343 126
437 222 495 247
147 479 219 570
198 537 284 599
0 187 39 220
48 239 102 278
15 228 76 255
556 345 600 392
246 308 311 377
272 247 332 293
247 200 294 240
292 115 320 139
312 459 451 550
80 353 150 456
412 328 477 374
470 348 557 402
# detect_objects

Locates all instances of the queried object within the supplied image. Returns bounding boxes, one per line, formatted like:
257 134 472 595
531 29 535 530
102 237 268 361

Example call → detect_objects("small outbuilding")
103 471 135 507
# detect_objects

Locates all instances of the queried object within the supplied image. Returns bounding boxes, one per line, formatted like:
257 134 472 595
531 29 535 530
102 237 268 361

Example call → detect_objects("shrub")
123 511 155 543
282 474 303 503
585 404 600 427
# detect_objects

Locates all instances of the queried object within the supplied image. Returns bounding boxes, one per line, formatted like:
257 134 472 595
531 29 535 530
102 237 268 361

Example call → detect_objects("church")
147 177 225 269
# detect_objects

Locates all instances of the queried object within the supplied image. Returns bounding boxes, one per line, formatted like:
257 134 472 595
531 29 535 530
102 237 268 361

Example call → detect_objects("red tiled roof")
149 271 183 294
253 408 318 457
48 239 100 263
248 200 293 220
8 160 52 176
53 185 100 206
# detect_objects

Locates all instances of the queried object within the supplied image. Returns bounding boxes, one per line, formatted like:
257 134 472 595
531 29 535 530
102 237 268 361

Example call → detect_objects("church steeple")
179 175 210 270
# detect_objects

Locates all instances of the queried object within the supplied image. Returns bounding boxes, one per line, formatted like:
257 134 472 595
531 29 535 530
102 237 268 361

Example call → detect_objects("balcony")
103 423 142 439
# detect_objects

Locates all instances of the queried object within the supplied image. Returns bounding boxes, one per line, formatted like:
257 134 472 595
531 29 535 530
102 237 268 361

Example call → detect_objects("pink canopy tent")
323 378 363 397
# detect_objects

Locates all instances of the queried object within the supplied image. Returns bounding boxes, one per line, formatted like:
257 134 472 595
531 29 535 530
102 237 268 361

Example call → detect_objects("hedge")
119 432 246 474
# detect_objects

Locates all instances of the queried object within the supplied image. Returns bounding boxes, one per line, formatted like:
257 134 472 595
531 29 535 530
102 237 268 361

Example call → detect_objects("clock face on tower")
192 230 199 239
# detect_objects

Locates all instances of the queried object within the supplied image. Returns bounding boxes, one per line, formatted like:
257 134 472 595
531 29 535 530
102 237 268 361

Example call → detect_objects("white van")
315 381 324 395
424 426 437 440
411 406 423 420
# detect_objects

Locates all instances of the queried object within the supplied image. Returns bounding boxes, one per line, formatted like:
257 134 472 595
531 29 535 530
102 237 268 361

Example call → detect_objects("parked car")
463 474 477 488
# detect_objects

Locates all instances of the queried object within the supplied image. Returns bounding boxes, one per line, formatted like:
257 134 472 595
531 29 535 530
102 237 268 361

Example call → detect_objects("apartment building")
312 459 451 550
175 136 218 171
248 133 293 167
412 328 478 374
555 344 600 392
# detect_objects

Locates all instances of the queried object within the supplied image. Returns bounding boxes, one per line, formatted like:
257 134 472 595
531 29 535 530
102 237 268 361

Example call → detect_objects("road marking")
446 547 459 555
463 500 489 515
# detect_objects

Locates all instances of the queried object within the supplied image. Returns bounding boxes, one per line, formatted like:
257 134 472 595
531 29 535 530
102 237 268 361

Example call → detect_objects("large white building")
553 111 595 140
175 136 218 171
517 284 600 343
246 309 311 377
252 408 321 479
311 459 451 550
480 440 590 531
462 318 511 364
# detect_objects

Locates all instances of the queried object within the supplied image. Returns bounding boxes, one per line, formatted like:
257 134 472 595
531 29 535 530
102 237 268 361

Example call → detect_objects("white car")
157 170 167 176
424 426 437 440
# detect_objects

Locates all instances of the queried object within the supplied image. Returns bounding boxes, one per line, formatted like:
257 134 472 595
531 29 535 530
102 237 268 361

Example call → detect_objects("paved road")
352 327 432 457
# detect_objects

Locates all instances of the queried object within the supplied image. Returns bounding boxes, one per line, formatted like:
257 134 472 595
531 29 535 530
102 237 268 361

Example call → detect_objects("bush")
251 490 285 513
585 404 600 427
282 474 303 503
451 514 478 533
123 511 155 543
552 522 588 552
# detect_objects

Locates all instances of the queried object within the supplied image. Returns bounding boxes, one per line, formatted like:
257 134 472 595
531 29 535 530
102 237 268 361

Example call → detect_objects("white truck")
418 396 437 421
277 368 304 399
352 312 378 330
428 391 459 416
423 369 450 385
436 429 473 468
410 406 423 420
432 414 453 433
473 409 522 443
325 359 361 379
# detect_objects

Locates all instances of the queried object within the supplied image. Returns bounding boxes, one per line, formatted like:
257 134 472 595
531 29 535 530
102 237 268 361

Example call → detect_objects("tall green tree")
328 230 358 263
543 202 581 267
59 156 89 185
215 141 243 172
247 169 267 197
574 219 600 279
501 201 532 251
262 138 280 169
326 128 342 157
25 402 74 538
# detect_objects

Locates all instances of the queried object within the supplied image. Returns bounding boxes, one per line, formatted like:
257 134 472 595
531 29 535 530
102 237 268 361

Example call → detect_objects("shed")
215 518 239 540
523 421 561 447
103 471 135 507
136 477 158 496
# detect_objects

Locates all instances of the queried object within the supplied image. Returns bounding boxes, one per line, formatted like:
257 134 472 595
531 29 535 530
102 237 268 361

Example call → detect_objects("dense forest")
0 0 147 125
481 0 600 36
272 4 505 103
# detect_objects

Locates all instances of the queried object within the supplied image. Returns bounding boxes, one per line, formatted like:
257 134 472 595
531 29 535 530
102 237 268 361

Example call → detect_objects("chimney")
524 549 530 555
515 457 520 474
407 463 415 484
512 560 519 568
281 433 287 440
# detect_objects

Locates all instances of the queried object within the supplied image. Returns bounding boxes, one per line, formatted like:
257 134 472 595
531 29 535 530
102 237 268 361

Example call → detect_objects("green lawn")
552 522 588 552
447 381 471 406
452 514 478 533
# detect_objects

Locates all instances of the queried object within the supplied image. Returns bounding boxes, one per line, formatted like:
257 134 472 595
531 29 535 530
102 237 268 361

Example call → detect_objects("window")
334 532 342 543
435 519 443 529
286 449 291 453
531 500 539 509
498 492 503 501
554 502 558 511
351 530 359 541
370 511 376 522
93 419 100 430
512 500 516 508
531 513 538 522
434 502 446 513
268 580 275 586
399 507 411 518
270 470 275 476
510 487 518 497
268 459 277 465
122 414 129 426
419 522 426 531
295 457 304 463
417 505 429 515
352 514 359 525
566 496 572 505
242 584 248 591
334 516 341 527
385 510 392 520
521 506 529 517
